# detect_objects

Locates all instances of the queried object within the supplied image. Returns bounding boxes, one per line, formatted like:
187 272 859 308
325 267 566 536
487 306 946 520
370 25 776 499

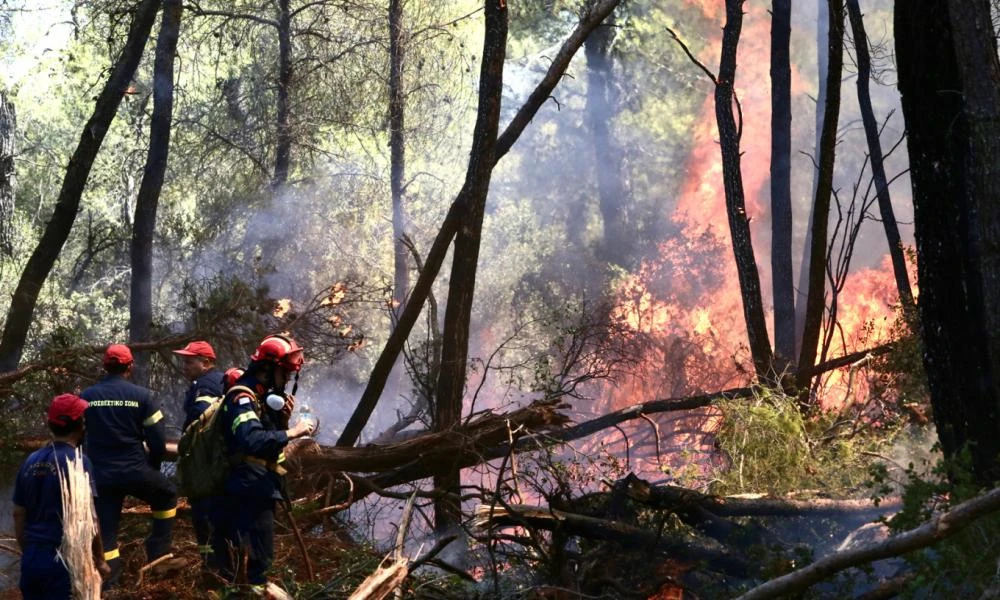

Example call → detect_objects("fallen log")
473 504 752 578
734 485 1000 600
622 475 902 519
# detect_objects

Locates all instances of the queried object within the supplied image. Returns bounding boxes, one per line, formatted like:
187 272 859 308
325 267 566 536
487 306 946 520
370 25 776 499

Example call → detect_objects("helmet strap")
292 371 299 396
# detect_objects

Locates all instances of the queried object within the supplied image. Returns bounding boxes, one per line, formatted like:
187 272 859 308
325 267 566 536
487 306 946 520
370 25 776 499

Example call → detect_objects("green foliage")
864 450 1000 597
712 387 895 497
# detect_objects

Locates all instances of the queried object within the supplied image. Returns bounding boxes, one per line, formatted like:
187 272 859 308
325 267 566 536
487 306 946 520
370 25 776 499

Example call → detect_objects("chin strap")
292 371 299 396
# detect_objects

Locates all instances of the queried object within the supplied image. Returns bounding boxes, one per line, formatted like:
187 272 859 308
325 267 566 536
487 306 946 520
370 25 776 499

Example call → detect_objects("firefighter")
173 340 224 565
12 394 111 598
81 344 177 586
210 334 315 589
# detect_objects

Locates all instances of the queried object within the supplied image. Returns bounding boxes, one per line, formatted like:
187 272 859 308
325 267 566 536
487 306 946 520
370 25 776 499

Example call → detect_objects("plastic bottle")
298 402 315 435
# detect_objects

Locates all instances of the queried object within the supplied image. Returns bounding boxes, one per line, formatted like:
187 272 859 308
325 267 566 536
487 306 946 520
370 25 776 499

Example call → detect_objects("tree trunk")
895 0 999 483
0 90 14 257
770 0 795 368
845 0 914 310
0 0 160 373
335 0 624 448
389 0 409 321
129 0 181 386
432 0 508 534
795 0 830 354
584 11 633 267
715 0 775 383
796 0 843 398
272 0 293 187
945 0 1000 481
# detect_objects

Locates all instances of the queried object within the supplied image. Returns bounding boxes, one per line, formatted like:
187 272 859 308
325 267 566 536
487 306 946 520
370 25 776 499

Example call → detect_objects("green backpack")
176 386 255 499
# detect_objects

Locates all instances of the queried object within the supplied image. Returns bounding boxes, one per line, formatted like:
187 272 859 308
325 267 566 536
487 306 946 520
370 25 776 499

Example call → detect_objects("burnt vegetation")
1 0 1000 597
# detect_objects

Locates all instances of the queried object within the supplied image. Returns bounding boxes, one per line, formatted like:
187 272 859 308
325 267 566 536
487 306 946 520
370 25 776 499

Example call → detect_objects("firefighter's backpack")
176 385 254 499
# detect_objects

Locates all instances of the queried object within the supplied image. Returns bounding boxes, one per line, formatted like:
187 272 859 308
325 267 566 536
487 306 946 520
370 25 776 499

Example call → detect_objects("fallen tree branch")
474 504 752 578
735 486 1000 600
623 476 901 519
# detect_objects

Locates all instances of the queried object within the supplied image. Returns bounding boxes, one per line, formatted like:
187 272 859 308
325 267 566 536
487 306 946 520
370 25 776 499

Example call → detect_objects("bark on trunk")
335 0 625 448
0 0 160 373
845 0 914 310
272 0 293 187
770 0 795 367
944 0 1000 481
796 0 844 398
129 0 181 386
0 90 14 257
795 0 830 353
432 0 508 534
389 0 409 321
895 0 1000 482
715 0 776 383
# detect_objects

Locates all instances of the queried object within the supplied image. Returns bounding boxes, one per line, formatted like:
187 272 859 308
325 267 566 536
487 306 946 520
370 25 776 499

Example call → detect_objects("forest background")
0 0 999 597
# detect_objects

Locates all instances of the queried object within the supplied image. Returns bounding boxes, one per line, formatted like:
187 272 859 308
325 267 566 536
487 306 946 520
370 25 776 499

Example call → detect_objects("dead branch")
295 400 569 473
623 476 901 519
735 486 1000 600
474 504 752 578
347 559 409 600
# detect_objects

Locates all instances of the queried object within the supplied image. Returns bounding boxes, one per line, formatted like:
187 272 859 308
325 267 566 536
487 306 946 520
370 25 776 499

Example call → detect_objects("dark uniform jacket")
182 369 224 431
12 442 95 546
81 374 166 485
218 374 290 500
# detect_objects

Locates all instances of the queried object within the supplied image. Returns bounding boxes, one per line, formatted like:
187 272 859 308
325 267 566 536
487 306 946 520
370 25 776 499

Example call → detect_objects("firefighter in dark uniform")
81 344 177 586
12 394 111 598
173 340 224 564
210 334 315 590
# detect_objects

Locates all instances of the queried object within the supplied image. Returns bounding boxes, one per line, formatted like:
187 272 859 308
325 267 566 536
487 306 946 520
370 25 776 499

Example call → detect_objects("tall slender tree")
0 89 14 257
796 0 844 398
770 0 795 367
845 0 913 310
716 0 776 383
0 0 161 372
389 0 409 320
584 10 634 267
432 0 508 534
130 0 182 385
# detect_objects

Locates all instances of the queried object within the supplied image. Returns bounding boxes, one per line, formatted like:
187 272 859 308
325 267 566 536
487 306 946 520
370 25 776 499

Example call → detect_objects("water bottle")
298 402 315 435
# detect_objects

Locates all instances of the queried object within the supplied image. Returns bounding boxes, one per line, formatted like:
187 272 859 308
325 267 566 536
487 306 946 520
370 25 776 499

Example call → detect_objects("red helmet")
250 334 304 372
223 367 245 389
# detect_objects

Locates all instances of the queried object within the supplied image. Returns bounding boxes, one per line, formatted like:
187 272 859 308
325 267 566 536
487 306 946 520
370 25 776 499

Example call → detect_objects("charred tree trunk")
129 0 181 386
273 0 293 187
945 0 1000 481
432 0 508 534
0 0 160 373
795 0 830 353
0 90 14 257
584 11 633 267
770 0 795 368
946 0 1000 433
715 0 775 383
335 0 624 448
389 0 409 321
845 0 914 310
895 0 1000 483
796 0 843 399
